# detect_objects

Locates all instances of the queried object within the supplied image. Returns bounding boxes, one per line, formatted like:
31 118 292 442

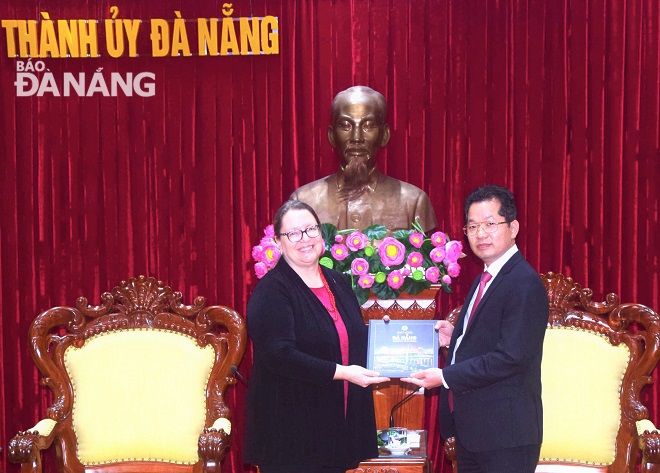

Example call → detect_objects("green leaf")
353 285 370 305
367 254 386 273
401 278 431 295
319 257 334 269
321 223 338 249
392 229 413 241
411 219 425 234
333 259 351 272
364 225 387 241
372 282 397 300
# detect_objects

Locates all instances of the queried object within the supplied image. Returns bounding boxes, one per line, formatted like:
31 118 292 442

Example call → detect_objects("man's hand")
401 368 444 389
436 319 454 347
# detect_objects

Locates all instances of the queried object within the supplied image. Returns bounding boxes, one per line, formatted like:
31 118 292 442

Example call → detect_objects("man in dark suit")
402 185 548 473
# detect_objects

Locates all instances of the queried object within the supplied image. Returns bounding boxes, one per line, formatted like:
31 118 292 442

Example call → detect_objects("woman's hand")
334 364 390 387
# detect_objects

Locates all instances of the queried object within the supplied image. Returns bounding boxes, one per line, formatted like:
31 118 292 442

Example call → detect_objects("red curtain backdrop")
1 1 658 472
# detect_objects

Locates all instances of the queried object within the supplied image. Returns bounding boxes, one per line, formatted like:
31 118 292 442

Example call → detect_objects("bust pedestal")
347 287 439 473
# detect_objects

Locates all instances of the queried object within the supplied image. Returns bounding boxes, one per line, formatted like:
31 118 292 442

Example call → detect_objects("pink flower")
409 232 424 249
442 275 452 285
407 251 424 268
263 224 275 239
358 274 375 288
447 262 461 278
351 258 370 275
331 244 349 261
378 237 406 267
387 270 405 290
402 267 411 276
346 231 368 251
254 262 268 279
261 241 281 268
335 234 344 243
251 245 264 262
445 240 463 263
431 232 448 247
425 266 440 283
251 225 280 278
430 246 446 263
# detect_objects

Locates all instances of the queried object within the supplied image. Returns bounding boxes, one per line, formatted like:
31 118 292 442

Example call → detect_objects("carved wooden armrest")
444 436 458 473
8 419 58 473
638 419 660 472
198 419 232 473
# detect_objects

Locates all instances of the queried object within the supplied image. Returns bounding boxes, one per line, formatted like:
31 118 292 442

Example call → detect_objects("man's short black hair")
464 185 517 223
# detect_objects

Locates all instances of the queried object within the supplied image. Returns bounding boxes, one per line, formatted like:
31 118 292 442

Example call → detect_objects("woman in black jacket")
244 200 389 473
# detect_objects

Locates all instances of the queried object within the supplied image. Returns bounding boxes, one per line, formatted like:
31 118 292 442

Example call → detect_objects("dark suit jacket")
244 258 378 468
439 251 548 452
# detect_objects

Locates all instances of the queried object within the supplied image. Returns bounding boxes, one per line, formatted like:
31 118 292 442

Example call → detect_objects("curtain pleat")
1 1 658 472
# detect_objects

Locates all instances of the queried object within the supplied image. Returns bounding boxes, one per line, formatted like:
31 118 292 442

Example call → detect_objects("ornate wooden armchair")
444 272 660 472
8 276 247 473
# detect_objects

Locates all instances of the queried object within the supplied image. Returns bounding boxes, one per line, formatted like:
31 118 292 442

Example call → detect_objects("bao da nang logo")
14 60 155 97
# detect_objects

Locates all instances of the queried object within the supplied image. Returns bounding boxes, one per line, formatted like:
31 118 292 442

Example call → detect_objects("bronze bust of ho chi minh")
291 85 437 233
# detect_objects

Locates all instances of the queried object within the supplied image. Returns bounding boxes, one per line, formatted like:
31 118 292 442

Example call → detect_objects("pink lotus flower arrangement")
251 224 282 279
252 220 463 305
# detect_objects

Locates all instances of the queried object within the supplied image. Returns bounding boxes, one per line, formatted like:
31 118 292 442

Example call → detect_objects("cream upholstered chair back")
8 276 247 473
444 272 660 473
539 327 629 466
65 330 215 465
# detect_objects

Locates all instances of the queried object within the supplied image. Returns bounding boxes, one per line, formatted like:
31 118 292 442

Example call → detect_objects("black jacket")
440 251 548 451
244 258 378 468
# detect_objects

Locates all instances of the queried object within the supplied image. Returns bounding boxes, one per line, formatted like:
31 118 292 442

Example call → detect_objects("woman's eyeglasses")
279 225 321 242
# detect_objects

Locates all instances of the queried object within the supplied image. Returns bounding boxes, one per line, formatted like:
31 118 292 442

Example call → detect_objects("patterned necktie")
466 271 492 327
